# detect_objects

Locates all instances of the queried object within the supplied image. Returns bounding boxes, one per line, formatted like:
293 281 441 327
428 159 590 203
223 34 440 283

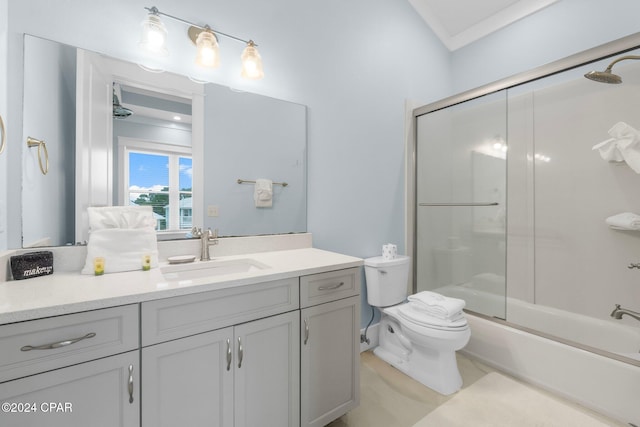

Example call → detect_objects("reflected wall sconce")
140 6 264 80
27 136 49 175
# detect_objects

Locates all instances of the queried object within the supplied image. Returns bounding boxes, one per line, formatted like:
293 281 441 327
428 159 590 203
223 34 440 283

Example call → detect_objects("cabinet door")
301 296 360 427
142 327 233 427
234 311 300 427
0 350 139 427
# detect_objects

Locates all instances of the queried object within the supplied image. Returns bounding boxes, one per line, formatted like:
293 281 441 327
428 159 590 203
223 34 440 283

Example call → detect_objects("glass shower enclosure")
415 91 507 320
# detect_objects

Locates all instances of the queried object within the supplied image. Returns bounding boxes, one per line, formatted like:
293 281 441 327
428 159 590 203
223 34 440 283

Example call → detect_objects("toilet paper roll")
382 243 397 260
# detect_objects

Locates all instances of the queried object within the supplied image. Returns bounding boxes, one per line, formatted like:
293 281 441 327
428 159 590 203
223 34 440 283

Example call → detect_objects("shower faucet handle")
627 262 640 269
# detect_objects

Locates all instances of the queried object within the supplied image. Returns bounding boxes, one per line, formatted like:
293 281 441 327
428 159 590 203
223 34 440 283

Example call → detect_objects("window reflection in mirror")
20 34 307 248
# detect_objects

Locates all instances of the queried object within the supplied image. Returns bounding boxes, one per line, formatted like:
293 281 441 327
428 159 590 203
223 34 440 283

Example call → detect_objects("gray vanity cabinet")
0 305 140 427
300 268 361 427
0 351 139 427
142 327 234 427
140 277 300 427
233 310 300 427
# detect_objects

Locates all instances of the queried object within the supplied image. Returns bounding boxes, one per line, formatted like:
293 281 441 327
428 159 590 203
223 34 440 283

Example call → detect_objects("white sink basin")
161 258 269 281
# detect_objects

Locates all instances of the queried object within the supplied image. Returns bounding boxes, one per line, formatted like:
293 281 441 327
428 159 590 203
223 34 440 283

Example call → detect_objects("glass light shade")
241 42 264 80
195 31 220 68
139 14 169 56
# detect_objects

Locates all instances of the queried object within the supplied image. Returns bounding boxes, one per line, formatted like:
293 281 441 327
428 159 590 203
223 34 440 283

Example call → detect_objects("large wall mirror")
21 35 307 248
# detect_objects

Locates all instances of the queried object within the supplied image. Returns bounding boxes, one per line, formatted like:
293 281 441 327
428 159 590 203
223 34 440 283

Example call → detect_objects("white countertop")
0 248 363 325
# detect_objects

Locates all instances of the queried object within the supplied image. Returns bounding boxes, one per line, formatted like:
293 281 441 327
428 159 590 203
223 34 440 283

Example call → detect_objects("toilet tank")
364 255 410 307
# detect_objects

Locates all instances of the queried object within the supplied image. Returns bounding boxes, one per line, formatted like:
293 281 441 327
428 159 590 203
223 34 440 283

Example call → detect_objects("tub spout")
610 304 640 322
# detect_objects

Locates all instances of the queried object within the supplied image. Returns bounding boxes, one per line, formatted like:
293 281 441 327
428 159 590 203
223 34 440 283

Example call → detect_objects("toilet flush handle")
379 270 387 275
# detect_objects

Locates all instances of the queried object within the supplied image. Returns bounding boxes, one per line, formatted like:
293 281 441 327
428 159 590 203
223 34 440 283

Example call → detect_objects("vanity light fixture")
139 7 169 56
140 6 264 80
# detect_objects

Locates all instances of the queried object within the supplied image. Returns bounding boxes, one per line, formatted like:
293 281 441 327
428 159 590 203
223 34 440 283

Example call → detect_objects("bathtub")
437 281 640 361
434 281 640 424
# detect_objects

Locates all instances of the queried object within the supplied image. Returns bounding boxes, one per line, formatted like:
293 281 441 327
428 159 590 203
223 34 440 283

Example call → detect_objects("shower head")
584 69 622 84
112 86 134 119
584 55 640 84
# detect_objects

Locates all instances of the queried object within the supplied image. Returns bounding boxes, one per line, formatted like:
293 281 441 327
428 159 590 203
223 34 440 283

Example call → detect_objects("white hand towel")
81 206 159 274
254 179 273 208
88 206 156 230
593 122 640 172
605 212 640 230
407 291 466 320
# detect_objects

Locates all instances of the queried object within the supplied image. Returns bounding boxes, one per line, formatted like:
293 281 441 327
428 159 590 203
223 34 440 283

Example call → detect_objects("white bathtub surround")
462 313 640 425
437 282 640 365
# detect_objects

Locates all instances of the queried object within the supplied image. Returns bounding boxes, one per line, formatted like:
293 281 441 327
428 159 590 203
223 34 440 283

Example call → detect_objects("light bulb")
241 41 264 80
195 30 220 68
139 13 168 56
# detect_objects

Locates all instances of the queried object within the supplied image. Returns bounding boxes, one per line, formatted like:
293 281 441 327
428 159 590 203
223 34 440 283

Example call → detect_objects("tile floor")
327 351 626 427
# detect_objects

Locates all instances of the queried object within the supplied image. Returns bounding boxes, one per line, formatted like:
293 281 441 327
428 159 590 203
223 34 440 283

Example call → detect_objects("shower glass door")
415 90 507 319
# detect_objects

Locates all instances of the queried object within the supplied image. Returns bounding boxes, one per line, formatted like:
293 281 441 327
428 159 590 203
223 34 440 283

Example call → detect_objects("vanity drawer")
141 277 299 346
300 267 360 308
0 304 139 383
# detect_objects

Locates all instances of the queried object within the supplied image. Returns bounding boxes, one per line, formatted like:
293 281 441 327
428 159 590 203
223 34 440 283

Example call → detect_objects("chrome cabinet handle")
128 364 134 404
304 318 309 345
20 332 96 351
226 338 232 371
237 337 243 369
318 281 344 291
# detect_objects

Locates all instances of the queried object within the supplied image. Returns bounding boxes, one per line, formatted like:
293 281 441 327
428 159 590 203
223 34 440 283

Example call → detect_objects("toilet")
364 255 470 395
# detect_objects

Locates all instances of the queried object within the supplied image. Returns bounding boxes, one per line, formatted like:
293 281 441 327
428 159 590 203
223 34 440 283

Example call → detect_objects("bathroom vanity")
0 246 362 427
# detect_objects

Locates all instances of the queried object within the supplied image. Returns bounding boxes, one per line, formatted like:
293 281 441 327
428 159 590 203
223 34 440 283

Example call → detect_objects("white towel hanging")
254 178 273 208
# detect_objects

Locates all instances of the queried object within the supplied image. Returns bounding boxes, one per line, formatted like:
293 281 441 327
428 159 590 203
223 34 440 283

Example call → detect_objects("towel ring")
0 114 5 155
27 136 49 175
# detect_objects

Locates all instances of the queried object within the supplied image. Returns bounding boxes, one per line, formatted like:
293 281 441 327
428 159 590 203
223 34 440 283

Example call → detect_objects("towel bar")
237 179 288 187
419 202 498 207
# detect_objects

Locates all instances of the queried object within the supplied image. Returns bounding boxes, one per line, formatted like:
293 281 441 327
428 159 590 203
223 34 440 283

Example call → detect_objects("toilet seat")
395 302 468 331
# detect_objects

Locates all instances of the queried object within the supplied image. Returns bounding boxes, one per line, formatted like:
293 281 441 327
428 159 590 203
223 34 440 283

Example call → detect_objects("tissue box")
10 251 54 280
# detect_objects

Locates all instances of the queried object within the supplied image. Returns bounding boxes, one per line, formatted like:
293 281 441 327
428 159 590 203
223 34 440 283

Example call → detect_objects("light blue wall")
451 0 640 94
6 0 640 327
4 0 450 326
0 0 7 250
203 84 307 236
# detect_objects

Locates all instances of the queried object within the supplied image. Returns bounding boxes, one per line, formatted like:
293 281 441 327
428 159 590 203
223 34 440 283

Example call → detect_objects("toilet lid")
397 302 468 330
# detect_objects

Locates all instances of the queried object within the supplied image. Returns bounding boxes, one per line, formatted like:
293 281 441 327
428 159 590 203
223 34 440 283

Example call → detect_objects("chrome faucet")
191 227 219 261
610 304 640 322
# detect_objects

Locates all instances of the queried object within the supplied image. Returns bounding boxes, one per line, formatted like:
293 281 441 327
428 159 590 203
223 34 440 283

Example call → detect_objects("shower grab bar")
419 202 499 207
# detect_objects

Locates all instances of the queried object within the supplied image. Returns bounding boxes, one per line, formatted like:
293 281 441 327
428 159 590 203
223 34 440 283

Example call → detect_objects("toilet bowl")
364 255 470 395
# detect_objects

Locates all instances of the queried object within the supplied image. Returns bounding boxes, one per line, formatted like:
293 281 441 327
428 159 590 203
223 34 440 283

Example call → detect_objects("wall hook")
27 136 49 175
